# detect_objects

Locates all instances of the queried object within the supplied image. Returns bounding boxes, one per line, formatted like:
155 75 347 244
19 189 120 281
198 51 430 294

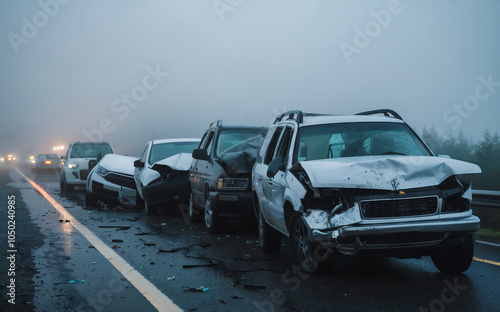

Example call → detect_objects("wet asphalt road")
1 165 500 312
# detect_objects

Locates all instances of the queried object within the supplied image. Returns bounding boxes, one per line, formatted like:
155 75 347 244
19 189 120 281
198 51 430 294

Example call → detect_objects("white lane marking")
15 168 182 312
476 240 500 248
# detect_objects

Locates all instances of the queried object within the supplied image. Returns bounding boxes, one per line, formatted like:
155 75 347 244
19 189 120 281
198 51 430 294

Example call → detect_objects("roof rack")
274 110 304 124
209 120 223 127
356 109 403 120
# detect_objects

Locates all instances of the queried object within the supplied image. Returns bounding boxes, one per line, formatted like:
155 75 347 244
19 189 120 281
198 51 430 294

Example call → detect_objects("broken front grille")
360 196 438 218
104 173 136 189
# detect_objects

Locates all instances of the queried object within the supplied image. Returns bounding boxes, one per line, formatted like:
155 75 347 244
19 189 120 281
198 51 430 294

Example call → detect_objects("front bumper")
210 190 254 218
89 173 136 205
142 175 190 207
308 215 480 257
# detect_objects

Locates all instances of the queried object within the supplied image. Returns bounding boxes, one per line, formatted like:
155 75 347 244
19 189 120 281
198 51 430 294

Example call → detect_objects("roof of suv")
150 138 200 145
274 110 405 127
299 114 405 127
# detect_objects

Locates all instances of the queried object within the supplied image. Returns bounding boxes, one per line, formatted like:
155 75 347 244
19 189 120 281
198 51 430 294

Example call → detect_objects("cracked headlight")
95 165 108 177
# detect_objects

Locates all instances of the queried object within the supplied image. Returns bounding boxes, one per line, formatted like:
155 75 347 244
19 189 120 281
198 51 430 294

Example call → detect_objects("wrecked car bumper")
142 174 190 207
210 191 255 218
307 214 480 256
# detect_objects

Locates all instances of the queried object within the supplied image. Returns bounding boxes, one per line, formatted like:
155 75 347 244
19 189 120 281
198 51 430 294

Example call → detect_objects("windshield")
70 143 113 158
215 128 266 157
149 141 199 164
294 122 432 162
38 154 59 160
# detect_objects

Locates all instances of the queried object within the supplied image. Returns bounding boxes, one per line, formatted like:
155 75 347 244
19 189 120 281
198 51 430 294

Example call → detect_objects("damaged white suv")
252 109 481 273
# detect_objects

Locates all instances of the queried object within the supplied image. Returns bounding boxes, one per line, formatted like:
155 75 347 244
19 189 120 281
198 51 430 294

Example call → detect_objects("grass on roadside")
475 229 500 241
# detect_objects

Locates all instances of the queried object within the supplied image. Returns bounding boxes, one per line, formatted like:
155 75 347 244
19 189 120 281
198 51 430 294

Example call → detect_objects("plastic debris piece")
158 242 211 253
183 286 209 292
232 296 243 299
112 239 123 243
161 223 167 226
98 226 131 231
167 276 175 281
183 263 217 269
89 262 98 265
245 240 255 244
68 280 85 284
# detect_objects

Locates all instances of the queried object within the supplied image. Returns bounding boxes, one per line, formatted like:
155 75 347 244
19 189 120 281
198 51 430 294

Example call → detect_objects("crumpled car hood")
142 153 193 186
152 153 193 171
295 156 481 191
97 154 136 176
216 135 265 175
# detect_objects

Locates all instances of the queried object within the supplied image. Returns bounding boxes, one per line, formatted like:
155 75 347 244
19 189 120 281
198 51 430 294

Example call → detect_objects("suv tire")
289 213 336 273
189 192 203 223
204 197 226 233
257 201 281 253
145 199 159 216
431 236 474 273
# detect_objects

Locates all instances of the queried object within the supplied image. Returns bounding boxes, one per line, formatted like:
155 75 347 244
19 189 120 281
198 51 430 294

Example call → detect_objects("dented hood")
152 153 193 172
294 156 481 190
216 135 265 175
97 154 136 176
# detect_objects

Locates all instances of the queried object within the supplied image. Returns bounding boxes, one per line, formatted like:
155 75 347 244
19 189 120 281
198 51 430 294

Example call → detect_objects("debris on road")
98 225 131 231
68 280 85 284
167 276 175 281
112 239 124 243
182 263 217 269
183 286 209 292
158 242 210 253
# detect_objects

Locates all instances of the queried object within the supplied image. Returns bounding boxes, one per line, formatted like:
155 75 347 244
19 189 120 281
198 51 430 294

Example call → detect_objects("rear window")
149 141 199 164
294 122 432 163
69 143 113 158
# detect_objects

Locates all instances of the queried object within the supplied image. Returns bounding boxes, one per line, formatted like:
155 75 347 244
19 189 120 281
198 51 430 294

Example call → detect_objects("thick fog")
1 0 499 157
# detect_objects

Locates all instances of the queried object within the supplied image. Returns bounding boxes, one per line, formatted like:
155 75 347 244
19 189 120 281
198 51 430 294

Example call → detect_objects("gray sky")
1 0 499 157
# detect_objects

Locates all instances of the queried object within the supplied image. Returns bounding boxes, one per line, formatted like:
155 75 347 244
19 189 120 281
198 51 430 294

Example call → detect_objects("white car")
134 138 200 215
60 142 114 191
253 109 481 274
86 154 137 207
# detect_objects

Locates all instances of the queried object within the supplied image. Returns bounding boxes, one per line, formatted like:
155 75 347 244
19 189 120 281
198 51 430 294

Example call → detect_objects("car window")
47 154 59 159
264 127 284 165
69 143 113 158
205 132 215 154
139 144 149 163
149 142 200 164
215 128 266 157
274 126 293 163
294 122 432 162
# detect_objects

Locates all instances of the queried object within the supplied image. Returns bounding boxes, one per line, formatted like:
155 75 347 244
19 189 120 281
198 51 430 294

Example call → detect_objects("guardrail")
473 190 500 209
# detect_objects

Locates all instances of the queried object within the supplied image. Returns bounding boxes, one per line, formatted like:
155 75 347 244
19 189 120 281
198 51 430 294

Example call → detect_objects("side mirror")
134 159 145 168
267 157 285 178
192 149 209 161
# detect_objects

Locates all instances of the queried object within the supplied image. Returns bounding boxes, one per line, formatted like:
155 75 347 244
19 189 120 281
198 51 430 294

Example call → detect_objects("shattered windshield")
294 122 432 162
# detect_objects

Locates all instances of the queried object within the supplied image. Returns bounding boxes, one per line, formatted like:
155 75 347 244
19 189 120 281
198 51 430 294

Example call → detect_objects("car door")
191 130 215 207
269 125 295 232
254 126 283 220
134 143 150 197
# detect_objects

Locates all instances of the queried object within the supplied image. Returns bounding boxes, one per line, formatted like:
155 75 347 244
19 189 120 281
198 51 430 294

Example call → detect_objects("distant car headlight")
67 163 79 169
217 178 249 190
1 158 4 162
95 165 108 177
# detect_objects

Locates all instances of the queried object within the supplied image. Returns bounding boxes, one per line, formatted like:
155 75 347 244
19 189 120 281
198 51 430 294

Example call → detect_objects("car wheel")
289 213 336 273
144 199 159 216
431 236 474 273
257 201 281 253
204 197 226 234
65 180 74 192
189 192 203 223
85 191 98 208
136 191 144 208
60 178 66 191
